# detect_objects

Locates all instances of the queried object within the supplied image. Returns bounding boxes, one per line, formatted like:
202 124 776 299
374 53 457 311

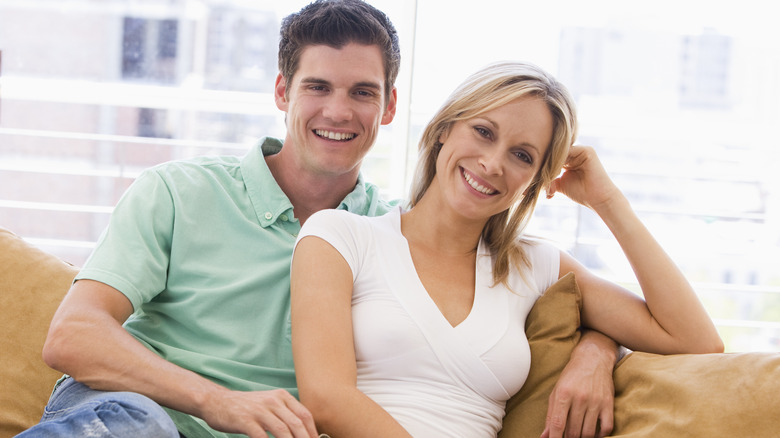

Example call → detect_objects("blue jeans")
16 377 180 437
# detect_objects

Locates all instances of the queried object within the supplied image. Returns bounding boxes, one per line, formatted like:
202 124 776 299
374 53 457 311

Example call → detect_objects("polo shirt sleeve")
75 168 174 311
295 209 366 282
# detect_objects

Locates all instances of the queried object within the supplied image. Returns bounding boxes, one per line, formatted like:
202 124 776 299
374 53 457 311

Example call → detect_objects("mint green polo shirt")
75 137 396 438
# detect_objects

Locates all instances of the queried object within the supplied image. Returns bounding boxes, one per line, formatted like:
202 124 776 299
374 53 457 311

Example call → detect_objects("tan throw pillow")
0 227 78 437
611 350 780 437
498 267 780 438
499 272 582 438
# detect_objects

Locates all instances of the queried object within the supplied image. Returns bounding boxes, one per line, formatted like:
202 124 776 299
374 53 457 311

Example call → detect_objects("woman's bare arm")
291 236 412 437
551 145 723 354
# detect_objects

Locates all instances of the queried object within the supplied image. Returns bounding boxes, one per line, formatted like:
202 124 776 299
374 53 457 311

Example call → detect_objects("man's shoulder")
350 179 404 217
143 155 243 185
153 154 241 172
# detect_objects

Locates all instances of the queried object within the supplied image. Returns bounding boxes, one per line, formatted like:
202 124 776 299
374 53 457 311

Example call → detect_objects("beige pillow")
499 272 582 438
0 227 78 437
611 351 780 437
499 268 780 438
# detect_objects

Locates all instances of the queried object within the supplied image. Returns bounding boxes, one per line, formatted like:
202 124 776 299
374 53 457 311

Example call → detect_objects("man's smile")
314 129 356 141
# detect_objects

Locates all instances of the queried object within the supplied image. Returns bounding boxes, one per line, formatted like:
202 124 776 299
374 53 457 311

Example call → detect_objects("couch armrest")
0 226 79 437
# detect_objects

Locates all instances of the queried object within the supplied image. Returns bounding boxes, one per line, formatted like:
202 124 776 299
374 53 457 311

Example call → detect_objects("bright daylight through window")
1 0 778 352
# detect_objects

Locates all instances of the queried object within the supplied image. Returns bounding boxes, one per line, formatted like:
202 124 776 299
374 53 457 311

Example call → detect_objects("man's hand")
541 330 618 438
201 388 318 438
44 280 319 438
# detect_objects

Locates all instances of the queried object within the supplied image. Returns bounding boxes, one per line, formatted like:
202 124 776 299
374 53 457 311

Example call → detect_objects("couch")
2 225 779 437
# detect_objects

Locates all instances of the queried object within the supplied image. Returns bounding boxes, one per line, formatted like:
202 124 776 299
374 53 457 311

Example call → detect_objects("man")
21 1 618 437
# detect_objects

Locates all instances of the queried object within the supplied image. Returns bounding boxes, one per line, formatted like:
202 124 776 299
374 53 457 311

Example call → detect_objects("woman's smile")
461 167 498 196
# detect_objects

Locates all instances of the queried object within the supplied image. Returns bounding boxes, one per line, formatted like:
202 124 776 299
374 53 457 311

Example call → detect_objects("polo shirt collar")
241 137 377 227
338 174 378 216
241 137 291 227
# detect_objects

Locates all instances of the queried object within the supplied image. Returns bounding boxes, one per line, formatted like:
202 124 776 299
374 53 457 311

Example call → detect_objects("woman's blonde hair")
408 61 578 287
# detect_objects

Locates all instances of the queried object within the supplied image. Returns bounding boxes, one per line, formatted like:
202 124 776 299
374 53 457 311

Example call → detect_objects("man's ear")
274 73 289 111
381 87 398 125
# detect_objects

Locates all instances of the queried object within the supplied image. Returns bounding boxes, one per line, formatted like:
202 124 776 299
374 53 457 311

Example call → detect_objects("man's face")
275 43 397 179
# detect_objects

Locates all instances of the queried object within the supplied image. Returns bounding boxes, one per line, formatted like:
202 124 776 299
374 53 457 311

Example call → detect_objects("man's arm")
541 330 619 438
43 279 318 438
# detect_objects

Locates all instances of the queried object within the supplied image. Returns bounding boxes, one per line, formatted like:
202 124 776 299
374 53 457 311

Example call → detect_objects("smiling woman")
289 60 723 437
0 0 778 352
434 96 553 221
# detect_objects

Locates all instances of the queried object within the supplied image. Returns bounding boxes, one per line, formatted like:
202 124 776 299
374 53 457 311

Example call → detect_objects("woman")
290 61 723 437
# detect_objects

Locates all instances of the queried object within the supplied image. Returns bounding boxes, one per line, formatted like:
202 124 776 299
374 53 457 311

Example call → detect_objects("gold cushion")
499 272 582 438
0 226 77 437
499 269 780 438
611 351 780 437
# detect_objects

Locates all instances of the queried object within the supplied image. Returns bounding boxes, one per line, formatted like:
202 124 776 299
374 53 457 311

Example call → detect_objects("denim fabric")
16 377 179 438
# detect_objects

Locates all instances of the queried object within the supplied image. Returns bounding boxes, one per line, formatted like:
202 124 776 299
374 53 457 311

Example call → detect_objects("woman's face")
434 96 553 222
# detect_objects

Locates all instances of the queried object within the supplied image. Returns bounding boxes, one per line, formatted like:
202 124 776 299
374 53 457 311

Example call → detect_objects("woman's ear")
438 128 449 145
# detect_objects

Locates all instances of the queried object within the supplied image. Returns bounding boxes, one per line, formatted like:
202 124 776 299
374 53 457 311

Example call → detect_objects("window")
121 17 179 83
1 0 778 352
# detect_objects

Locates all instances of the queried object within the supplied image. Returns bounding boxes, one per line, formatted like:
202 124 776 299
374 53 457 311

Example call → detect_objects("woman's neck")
401 192 485 257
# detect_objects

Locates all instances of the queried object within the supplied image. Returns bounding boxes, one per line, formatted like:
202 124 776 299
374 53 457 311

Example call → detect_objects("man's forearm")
574 329 621 367
42 280 221 420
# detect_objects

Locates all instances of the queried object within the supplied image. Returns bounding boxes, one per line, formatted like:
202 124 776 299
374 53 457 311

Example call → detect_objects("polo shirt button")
264 212 272 220
280 214 289 222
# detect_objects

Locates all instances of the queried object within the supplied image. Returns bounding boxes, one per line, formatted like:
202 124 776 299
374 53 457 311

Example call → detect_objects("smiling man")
20 2 400 438
267 42 396 224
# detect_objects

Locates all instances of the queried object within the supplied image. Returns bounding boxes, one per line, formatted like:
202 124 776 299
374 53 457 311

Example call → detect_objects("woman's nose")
479 150 504 176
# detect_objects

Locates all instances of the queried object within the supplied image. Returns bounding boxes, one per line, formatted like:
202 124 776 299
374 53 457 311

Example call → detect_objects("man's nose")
322 92 354 122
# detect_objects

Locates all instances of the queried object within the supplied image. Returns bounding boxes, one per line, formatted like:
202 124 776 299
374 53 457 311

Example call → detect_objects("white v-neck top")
296 207 560 437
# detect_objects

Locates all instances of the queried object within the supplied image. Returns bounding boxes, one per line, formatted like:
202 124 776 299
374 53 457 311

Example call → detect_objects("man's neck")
265 151 358 225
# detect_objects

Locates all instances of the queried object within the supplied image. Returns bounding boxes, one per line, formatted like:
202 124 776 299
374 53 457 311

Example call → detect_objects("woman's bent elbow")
705 336 725 354
685 333 725 354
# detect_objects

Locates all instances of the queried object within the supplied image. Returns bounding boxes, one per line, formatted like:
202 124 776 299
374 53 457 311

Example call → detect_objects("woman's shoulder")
306 207 395 228
517 235 561 256
514 235 563 293
302 207 400 242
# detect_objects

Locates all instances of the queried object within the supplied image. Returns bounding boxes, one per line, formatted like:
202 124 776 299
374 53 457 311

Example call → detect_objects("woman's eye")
515 151 532 164
474 126 491 139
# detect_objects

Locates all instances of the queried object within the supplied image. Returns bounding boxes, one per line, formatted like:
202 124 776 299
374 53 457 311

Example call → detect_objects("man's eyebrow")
300 77 330 86
354 81 382 91
299 77 382 91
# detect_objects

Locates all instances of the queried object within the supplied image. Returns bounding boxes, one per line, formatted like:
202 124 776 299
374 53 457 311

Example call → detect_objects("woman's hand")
547 145 622 213
541 330 617 438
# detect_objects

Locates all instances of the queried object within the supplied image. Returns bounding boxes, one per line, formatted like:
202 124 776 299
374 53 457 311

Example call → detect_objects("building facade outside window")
1 0 778 352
